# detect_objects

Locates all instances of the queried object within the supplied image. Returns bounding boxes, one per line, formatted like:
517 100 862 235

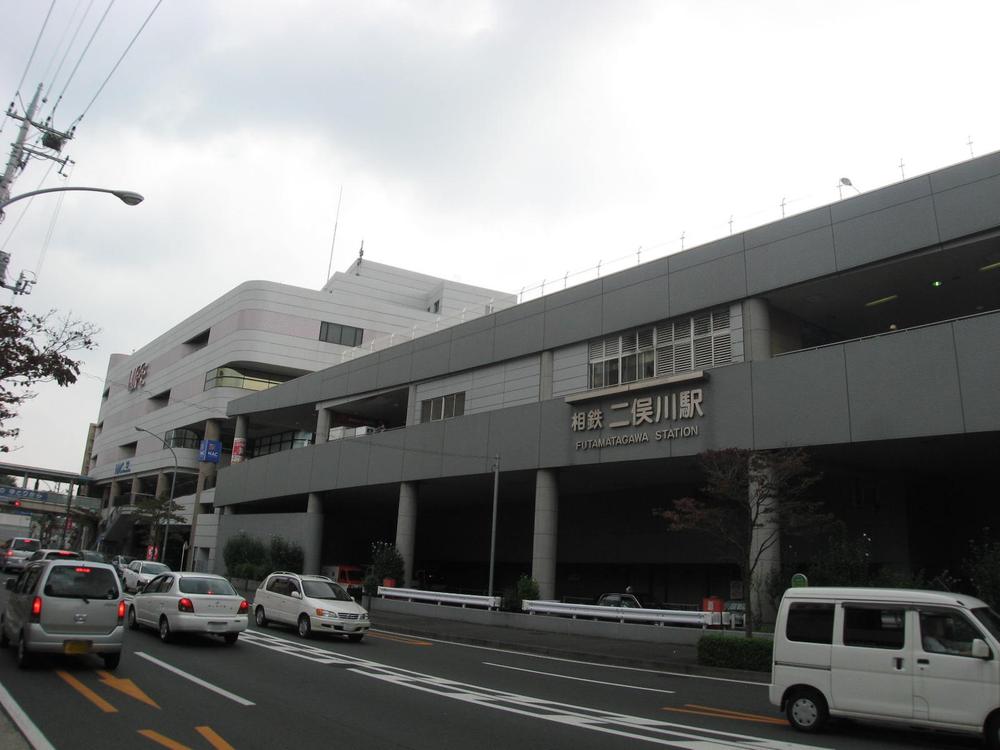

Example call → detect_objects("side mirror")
4 578 15 590
972 638 991 659
291 590 302 599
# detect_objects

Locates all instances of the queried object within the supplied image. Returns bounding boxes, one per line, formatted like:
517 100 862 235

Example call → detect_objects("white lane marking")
0 678 57 750
484 661 676 694
352 666 828 750
134 652 255 706
373 627 768 686
243 628 814 749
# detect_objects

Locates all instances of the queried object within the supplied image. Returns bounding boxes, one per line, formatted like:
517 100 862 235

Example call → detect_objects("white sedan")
127 572 248 644
122 560 171 593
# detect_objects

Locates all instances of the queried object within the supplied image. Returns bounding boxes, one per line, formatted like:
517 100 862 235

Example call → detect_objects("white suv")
253 572 370 642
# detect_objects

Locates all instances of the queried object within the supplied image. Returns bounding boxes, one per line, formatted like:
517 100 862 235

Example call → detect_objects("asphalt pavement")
0 600 766 748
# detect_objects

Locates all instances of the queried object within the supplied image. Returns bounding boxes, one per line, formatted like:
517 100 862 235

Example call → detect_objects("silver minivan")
1 559 125 669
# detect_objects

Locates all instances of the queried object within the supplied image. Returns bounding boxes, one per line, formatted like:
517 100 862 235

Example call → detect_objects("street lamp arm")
0 186 144 211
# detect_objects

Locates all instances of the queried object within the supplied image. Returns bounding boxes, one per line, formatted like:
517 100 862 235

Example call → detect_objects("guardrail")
521 599 712 627
377 586 502 610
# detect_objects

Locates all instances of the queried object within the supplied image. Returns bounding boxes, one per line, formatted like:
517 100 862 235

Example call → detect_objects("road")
0 575 985 750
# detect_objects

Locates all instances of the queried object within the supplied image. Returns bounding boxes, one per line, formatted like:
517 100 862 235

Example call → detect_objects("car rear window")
179 577 236 596
13 539 40 551
140 562 170 574
45 566 119 599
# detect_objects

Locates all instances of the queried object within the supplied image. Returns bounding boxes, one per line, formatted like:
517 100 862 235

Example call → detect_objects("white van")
770 587 1000 747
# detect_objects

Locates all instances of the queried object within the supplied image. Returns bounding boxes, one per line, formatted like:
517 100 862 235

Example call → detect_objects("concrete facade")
213 152 1000 608
88 261 515 570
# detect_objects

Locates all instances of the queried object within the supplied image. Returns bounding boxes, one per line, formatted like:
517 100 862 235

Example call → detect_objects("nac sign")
127 363 148 391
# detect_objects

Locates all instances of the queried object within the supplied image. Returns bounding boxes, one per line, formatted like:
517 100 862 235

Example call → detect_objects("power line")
50 0 116 125
2 0 57 135
72 0 163 126
43 0 96 112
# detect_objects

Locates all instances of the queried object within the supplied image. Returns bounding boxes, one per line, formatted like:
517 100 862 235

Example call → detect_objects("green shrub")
223 533 267 578
269 536 304 573
501 575 539 611
697 634 773 672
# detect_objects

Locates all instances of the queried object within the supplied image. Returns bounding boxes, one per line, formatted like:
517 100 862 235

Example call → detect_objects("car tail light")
238 600 249 614
75 567 92 574
117 600 126 623
4 549 11 557
30 596 42 622
178 598 194 613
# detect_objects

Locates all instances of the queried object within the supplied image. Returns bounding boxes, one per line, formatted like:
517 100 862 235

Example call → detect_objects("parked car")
1 537 40 573
26 549 83 563
253 572 370 641
0 559 125 669
596 593 643 608
122 560 170 593
128 571 248 645
771 586 1000 747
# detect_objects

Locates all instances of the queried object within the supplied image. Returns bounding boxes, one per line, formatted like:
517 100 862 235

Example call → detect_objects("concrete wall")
216 309 1000 505
214 511 319 575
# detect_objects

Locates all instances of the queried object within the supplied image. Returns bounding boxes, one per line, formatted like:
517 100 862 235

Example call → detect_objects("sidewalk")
370 605 769 683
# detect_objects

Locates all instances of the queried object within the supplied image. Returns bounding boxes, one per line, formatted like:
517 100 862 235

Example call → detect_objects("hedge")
697 634 773 672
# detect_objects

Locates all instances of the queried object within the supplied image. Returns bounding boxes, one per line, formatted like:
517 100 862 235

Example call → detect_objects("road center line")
56 671 117 713
484 662 676 694
135 652 255 706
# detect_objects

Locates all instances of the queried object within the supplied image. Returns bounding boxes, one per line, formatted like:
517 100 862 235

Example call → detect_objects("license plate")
64 640 92 655
207 622 226 632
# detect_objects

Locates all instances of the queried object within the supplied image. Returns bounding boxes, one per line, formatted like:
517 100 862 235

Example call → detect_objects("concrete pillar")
109 480 121 508
315 407 331 445
749 453 780 623
303 493 324 575
129 476 141 506
743 298 772 361
395 482 418 587
539 351 554 400
531 469 559 600
231 415 248 464
406 384 418 426
154 471 168 501
189 418 221 570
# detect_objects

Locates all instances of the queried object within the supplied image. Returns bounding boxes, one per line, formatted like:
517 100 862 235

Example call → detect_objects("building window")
319 321 364 347
587 307 732 389
250 430 312 458
165 428 200 450
204 367 289 392
420 392 466 423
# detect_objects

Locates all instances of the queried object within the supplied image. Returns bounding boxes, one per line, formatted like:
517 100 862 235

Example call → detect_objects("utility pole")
1 83 77 296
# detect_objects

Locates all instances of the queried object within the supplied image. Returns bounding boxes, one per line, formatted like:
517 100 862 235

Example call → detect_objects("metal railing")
521 599 712 627
377 586 502 610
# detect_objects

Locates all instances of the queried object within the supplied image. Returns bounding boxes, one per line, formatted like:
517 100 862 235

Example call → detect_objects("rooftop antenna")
325 185 343 284
898 158 905 179
967 135 975 157
355 239 364 275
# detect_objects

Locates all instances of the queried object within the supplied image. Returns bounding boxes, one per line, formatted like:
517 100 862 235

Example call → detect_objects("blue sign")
0 486 48 501
114 459 131 475
199 439 222 463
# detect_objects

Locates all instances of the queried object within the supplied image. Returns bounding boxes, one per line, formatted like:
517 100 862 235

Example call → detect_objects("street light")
0 186 144 214
135 426 176 565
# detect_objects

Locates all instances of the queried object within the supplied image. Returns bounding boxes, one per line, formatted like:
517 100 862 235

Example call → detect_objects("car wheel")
786 687 828 733
0 616 8 648
16 631 31 669
102 652 121 670
254 606 268 627
347 634 364 643
127 606 139 631
158 616 172 643
223 633 239 645
985 712 1000 750
297 614 312 639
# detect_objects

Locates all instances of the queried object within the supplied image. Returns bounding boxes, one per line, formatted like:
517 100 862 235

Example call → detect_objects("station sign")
0 486 48 501
569 385 706 452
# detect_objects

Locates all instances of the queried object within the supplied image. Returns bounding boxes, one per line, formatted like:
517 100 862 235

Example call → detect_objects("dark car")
596 593 643 608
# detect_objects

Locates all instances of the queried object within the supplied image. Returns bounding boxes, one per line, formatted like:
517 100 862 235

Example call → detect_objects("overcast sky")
2 0 1000 476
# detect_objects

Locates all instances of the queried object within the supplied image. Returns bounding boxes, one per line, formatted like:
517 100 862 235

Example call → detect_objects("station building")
213 152 1000 607
87 261 515 570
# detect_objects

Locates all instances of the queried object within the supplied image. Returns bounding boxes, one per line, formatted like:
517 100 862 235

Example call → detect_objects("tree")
656 447 826 637
0 305 98 451
133 491 186 554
